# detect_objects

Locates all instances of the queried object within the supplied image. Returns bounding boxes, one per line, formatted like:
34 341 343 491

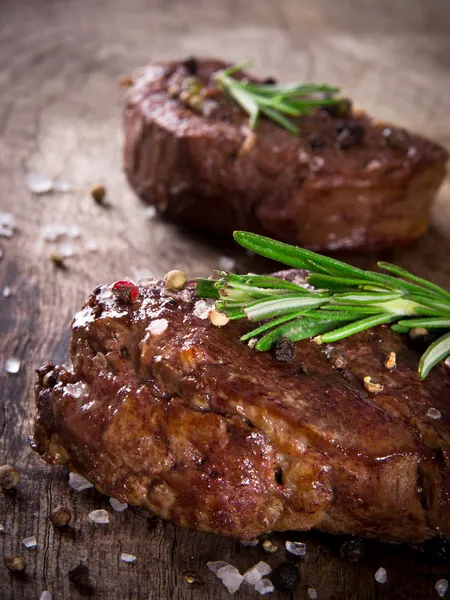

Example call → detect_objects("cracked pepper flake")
69 472 93 491
88 509 109 524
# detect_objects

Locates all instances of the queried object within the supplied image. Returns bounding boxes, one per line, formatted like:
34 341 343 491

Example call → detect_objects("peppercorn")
5 556 25 572
262 539 279 553
323 98 352 118
183 57 198 75
271 562 300 592
68 564 93 592
51 506 72 528
275 338 296 363
49 252 65 269
90 184 106 205
336 122 365 150
381 127 407 149
164 270 187 291
183 570 203 585
307 134 325 151
0 464 19 489
263 77 277 85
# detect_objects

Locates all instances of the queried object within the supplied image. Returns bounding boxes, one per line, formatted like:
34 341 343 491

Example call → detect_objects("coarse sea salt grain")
0 212 15 238
308 588 318 599
193 300 212 319
22 536 37 549
53 180 73 193
148 318 168 336
120 553 136 563
207 561 230 575
243 562 271 586
25 171 53 194
144 206 157 219
65 381 87 399
218 256 236 272
217 564 244 594
0 524 4 532
5 358 20 374
2 286 11 298
241 539 259 547
435 579 449 598
427 407 442 420
84 238 98 252
285 541 306 556
40 225 67 242
374 567 387 584
88 509 109 524
57 242 74 258
67 224 81 238
69 472 94 491
255 578 274 595
110 497 128 512
40 591 52 600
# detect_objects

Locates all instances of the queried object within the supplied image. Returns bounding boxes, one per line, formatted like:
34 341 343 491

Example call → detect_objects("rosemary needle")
196 231 450 379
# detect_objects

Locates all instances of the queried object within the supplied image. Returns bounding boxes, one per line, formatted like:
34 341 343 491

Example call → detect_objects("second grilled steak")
33 277 450 542
123 58 448 251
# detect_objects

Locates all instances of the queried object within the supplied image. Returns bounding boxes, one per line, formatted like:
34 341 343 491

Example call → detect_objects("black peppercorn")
275 338 296 363
307 134 325 151
381 127 407 149
183 57 198 76
336 122 365 150
68 564 93 592
271 562 300 592
263 77 277 85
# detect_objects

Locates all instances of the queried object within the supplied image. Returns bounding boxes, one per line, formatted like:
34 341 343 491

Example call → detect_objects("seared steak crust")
123 59 448 251
34 278 450 542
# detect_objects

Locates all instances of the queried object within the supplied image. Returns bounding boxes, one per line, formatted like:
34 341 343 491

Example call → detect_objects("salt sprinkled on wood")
5 358 20 374
25 171 53 194
243 561 271 585
88 509 109 524
427 407 442 420
0 212 15 238
374 567 387 584
308 588 318 599
120 553 136 563
57 242 74 258
2 286 11 298
285 541 306 556
40 225 67 242
207 561 230 575
255 578 275 595
22 536 37 549
148 318 168 336
40 591 52 600
84 238 98 252
69 472 93 491
435 579 448 598
110 497 128 512
240 539 259 547
216 564 244 594
0 524 4 532
53 180 73 193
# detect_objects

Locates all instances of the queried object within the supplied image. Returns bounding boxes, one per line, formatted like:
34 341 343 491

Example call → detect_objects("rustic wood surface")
1 0 450 598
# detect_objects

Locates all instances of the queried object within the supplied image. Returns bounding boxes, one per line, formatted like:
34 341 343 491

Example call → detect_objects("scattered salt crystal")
40 592 52 600
84 238 98 252
285 541 306 556
69 472 93 491
407 146 418 159
53 180 73 193
445 356 450 369
309 156 324 172
374 567 387 584
57 242 74 258
65 381 87 398
427 407 442 420
88 509 109 524
241 539 259 547
207 561 230 575
218 256 236 271
366 159 381 171
435 579 448 598
22 536 37 549
144 206 157 219
120 553 136 563
5 358 20 374
0 524 4 532
0 212 15 238
110 497 128 512
243 562 271 585
193 299 212 319
98 285 113 300
308 589 318 599
26 171 54 194
179 289 192 303
255 578 275 595
67 224 81 239
40 225 67 242
148 318 168 336
2 286 11 298
217 564 244 594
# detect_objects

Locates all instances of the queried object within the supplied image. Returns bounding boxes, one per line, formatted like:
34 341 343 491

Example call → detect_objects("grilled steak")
33 276 450 543
123 58 448 252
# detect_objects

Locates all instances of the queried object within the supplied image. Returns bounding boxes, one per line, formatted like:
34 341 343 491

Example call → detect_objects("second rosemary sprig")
196 232 450 379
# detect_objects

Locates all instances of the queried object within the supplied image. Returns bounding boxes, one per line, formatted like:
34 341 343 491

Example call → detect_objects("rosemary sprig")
214 62 342 134
196 232 450 379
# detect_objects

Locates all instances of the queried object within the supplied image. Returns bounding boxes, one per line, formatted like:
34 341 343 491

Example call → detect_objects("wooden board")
1 0 450 598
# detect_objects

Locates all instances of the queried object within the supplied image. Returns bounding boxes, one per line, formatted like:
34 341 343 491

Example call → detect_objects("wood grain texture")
0 0 449 598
